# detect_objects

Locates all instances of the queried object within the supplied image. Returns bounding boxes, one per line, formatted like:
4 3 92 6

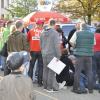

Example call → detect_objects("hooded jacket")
0 74 36 100
7 31 29 52
40 27 61 59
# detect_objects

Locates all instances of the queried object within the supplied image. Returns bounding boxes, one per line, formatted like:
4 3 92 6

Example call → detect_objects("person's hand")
29 53 32 60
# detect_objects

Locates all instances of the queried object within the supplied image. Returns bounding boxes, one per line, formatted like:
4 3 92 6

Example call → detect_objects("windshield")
62 25 75 36
87 26 96 33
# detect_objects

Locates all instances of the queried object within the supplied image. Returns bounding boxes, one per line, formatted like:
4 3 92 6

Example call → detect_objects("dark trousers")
28 51 43 85
92 52 100 83
73 56 93 91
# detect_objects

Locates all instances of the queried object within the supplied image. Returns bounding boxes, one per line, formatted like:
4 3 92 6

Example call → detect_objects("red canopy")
30 11 71 24
23 11 71 24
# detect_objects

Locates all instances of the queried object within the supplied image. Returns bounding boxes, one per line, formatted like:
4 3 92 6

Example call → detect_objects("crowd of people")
0 17 100 99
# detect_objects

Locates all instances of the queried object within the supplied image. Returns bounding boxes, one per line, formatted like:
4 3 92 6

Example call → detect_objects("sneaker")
38 83 43 87
38 84 43 87
98 90 100 93
59 81 66 89
1 68 4 71
46 89 54 93
61 86 67 90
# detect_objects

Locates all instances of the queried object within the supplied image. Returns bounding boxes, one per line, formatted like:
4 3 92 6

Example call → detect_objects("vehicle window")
62 25 75 36
88 27 96 33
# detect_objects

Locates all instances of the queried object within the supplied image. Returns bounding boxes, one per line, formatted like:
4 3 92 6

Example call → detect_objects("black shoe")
81 89 88 94
98 90 100 93
72 89 87 94
53 89 59 92
72 89 82 94
1 68 4 71
89 90 93 94
38 83 43 87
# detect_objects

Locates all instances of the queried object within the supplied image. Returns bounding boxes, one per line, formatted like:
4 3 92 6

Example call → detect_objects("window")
61 25 75 36
1 0 4 8
7 0 9 6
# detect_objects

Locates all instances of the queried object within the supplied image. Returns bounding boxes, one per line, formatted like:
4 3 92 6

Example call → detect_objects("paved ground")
0 70 100 100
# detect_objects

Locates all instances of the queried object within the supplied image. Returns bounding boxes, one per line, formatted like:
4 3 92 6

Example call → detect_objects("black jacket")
0 42 8 57
56 54 75 85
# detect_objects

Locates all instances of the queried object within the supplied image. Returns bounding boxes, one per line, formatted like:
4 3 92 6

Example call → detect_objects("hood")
11 31 21 36
42 27 52 36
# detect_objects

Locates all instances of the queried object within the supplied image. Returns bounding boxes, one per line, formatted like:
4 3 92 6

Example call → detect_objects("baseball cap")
36 20 44 24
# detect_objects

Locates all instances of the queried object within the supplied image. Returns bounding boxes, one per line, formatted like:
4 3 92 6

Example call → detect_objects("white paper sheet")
47 57 66 75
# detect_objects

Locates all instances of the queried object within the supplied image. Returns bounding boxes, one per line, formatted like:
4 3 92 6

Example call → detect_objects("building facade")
0 0 13 17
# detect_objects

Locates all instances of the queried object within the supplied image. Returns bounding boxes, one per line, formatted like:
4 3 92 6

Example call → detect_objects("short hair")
80 23 88 30
6 20 13 26
56 27 63 33
15 21 23 29
49 19 56 26
6 52 23 70
10 25 16 34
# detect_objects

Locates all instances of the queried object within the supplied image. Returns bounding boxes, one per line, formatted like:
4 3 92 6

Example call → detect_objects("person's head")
56 27 64 36
10 25 16 34
0 27 4 33
24 22 29 28
6 52 24 72
0 14 4 19
80 23 88 30
49 19 56 28
75 23 81 30
36 20 44 28
95 28 100 33
95 24 100 33
15 20 23 32
6 20 13 28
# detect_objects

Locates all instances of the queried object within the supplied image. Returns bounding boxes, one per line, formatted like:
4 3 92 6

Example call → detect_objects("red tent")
23 11 71 24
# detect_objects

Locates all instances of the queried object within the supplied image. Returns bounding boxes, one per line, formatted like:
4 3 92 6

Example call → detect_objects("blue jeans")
80 73 100 90
80 73 87 90
0 55 6 70
20 51 30 77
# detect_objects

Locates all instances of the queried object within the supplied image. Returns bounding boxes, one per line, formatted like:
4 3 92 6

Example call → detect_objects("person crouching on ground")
0 52 36 100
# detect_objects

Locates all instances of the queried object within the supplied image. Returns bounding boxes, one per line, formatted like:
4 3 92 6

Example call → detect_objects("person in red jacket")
27 20 44 87
93 26 100 93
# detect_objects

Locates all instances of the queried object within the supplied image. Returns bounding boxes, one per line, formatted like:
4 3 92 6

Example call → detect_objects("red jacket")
27 27 42 52
94 33 100 52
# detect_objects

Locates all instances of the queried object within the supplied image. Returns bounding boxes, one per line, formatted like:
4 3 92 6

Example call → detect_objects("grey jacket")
40 28 61 59
0 74 36 100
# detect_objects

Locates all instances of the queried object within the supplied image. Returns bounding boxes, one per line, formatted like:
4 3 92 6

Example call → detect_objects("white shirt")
70 31 96 46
